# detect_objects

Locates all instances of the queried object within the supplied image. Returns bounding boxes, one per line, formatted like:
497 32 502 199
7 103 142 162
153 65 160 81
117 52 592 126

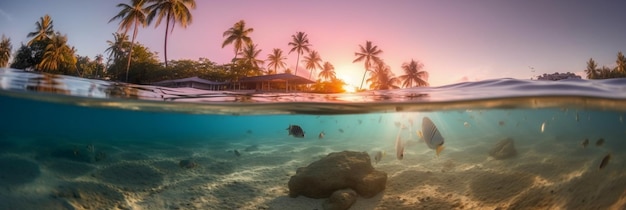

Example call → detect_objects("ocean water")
0 68 625 209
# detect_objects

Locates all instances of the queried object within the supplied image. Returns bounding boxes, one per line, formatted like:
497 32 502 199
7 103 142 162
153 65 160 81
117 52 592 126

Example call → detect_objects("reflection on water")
0 68 625 209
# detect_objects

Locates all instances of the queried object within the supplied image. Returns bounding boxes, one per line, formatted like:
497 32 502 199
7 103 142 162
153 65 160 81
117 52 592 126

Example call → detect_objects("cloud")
0 8 13 22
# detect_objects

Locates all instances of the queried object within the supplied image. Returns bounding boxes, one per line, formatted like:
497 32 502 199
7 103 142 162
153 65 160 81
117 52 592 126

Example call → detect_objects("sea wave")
1 68 626 114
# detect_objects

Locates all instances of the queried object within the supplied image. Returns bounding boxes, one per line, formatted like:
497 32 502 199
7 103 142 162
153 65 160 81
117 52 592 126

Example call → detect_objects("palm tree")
105 33 130 65
0 35 11 67
318 62 336 81
303 50 323 80
399 59 429 88
222 20 254 61
109 0 148 82
288 31 311 77
95 54 104 78
266 48 286 74
367 60 399 90
616 51 626 74
37 33 73 72
353 41 383 90
27 14 54 46
146 0 196 68
585 58 598 79
237 43 264 76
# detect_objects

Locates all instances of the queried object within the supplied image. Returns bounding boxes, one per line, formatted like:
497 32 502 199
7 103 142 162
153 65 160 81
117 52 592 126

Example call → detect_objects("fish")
599 154 611 170
287 124 305 138
318 131 325 139
395 126 404 160
575 112 579 122
86 144 95 153
421 117 445 156
540 122 546 133
581 138 589 148
374 151 385 164
498 121 505 126
234 149 241 157
338 128 344 133
464 122 470 127
596 138 605 146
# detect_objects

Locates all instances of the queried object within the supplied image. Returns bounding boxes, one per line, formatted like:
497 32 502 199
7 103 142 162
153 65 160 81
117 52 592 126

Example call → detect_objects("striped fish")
421 117 445 156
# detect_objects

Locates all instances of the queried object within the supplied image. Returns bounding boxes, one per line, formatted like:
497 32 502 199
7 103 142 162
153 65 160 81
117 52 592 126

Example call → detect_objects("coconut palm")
0 35 11 67
94 54 104 78
616 51 626 74
266 48 286 74
146 0 196 68
585 58 598 79
237 43 264 76
37 33 74 72
367 60 399 90
27 14 55 46
318 62 336 81
288 31 311 77
109 0 148 82
399 59 428 88
105 33 130 64
303 50 322 80
222 20 254 62
353 41 383 90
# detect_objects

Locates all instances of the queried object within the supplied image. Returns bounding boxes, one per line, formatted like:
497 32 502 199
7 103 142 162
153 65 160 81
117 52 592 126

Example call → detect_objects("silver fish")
395 126 404 160
318 131 325 139
421 117 445 156
374 151 385 164
287 124 305 138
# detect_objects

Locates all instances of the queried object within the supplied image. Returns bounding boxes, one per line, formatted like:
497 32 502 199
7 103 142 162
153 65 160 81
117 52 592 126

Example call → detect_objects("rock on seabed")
287 151 387 198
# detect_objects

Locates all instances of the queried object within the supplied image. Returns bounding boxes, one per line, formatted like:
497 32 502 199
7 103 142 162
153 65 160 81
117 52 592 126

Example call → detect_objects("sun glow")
343 84 357 93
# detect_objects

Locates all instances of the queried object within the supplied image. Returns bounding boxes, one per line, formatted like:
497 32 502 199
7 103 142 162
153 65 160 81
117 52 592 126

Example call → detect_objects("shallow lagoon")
0 68 625 209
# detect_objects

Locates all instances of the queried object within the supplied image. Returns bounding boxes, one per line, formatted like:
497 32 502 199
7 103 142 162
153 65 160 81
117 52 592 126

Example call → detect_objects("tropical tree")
399 59 428 88
353 40 383 89
367 60 399 90
222 20 254 61
616 51 626 74
236 43 264 76
266 48 286 74
303 50 322 80
318 62 336 81
288 31 311 77
37 33 76 73
27 14 54 46
0 35 11 67
105 33 130 66
585 58 598 79
94 54 105 78
146 0 196 68
109 0 149 82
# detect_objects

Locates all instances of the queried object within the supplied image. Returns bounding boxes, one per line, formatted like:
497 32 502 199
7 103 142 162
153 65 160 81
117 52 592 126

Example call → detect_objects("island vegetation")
0 0 439 93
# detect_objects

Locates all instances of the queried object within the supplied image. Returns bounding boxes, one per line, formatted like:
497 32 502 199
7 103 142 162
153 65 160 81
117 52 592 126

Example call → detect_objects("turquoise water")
0 68 625 209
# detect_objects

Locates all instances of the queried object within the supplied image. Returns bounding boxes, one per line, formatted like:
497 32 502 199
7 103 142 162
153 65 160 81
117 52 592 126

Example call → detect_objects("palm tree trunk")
294 53 300 76
164 13 170 68
359 69 367 90
126 20 138 83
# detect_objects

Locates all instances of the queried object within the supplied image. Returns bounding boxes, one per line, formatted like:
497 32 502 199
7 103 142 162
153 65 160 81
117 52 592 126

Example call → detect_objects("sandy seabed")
0 136 625 210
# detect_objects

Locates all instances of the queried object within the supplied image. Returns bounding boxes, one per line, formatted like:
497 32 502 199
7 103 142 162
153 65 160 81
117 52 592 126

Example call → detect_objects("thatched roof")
152 76 228 86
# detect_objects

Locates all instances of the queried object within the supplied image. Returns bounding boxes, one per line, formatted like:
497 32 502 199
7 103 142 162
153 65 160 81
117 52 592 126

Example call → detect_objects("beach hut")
152 77 228 90
237 73 315 92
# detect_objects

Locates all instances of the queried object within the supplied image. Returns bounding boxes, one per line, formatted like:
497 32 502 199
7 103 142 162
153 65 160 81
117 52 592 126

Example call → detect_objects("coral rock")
489 138 517 160
323 189 357 210
288 151 387 198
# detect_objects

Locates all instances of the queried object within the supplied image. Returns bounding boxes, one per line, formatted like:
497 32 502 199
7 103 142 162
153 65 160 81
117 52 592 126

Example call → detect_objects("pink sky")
2 0 626 87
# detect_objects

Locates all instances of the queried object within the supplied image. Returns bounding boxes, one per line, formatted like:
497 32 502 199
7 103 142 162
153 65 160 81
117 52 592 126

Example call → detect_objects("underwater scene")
0 68 625 210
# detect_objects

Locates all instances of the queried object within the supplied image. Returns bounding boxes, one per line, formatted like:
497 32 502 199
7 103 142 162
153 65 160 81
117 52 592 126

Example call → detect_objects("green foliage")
288 31 311 76
353 40 383 89
399 59 428 88
146 0 197 67
586 52 626 79
0 35 12 67
106 43 161 83
222 20 254 60
367 60 399 90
